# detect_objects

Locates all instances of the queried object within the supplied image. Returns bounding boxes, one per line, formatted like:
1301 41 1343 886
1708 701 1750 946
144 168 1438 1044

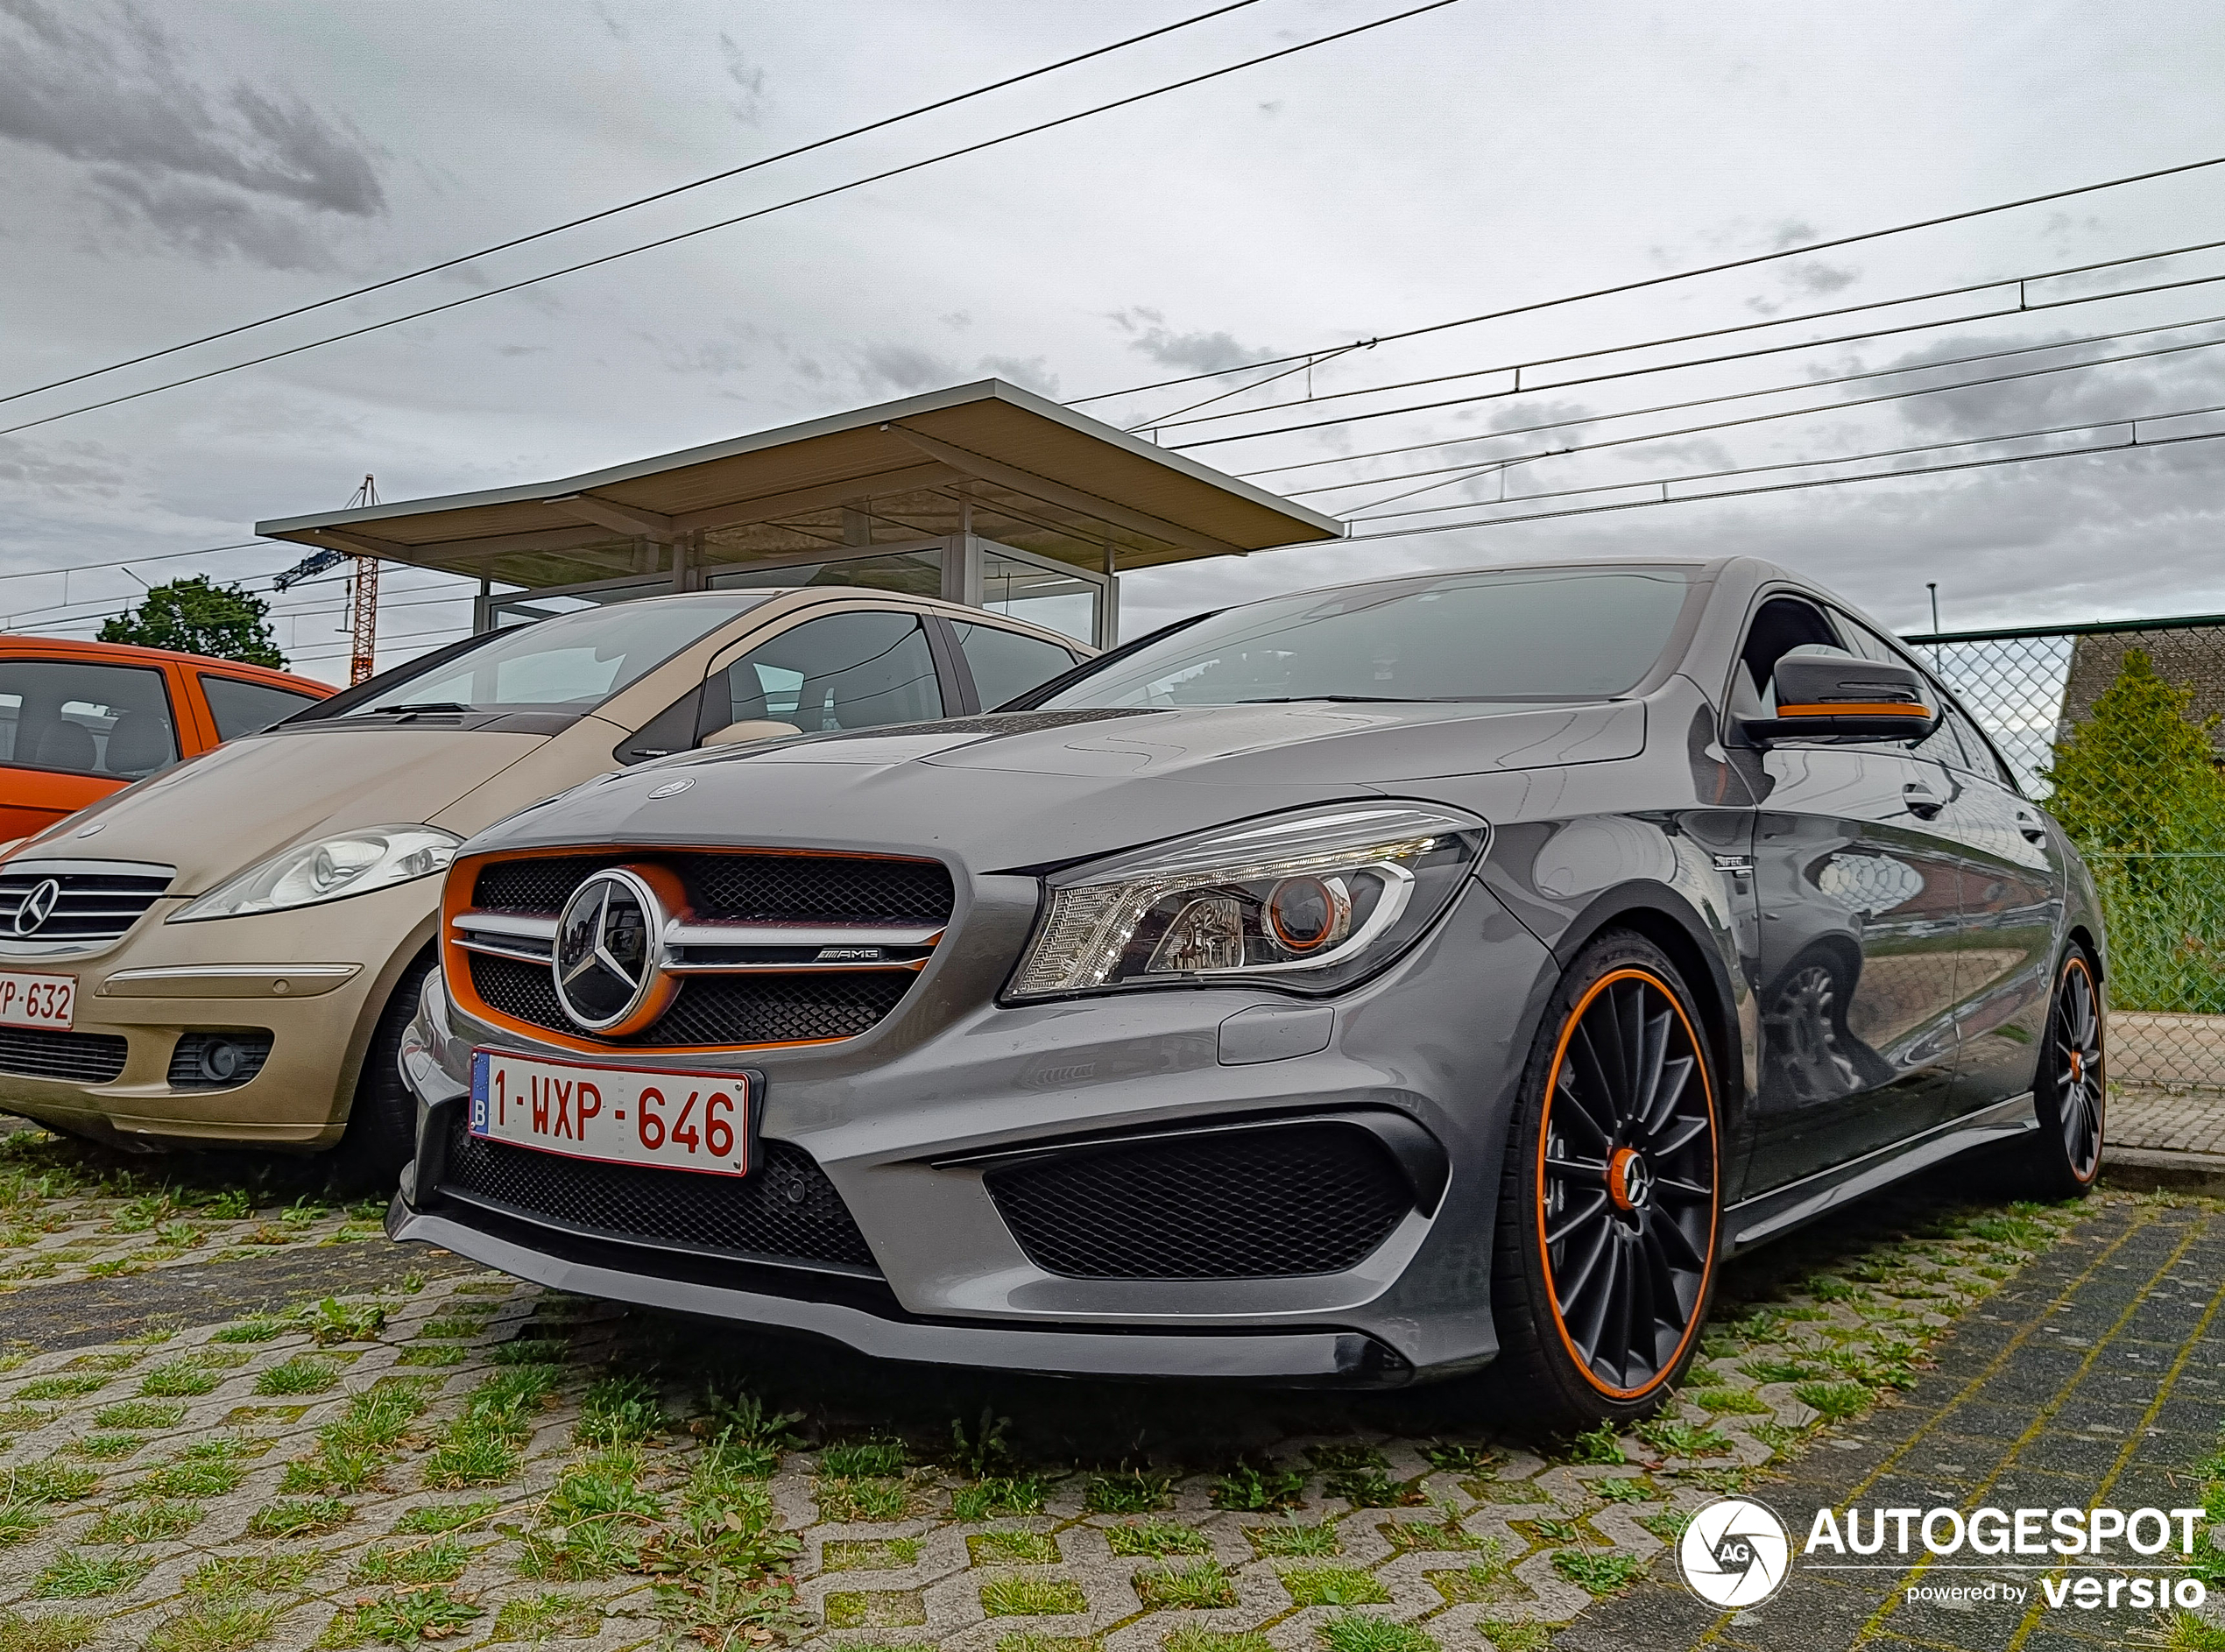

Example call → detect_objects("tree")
2044 649 2225 1012
98 575 286 667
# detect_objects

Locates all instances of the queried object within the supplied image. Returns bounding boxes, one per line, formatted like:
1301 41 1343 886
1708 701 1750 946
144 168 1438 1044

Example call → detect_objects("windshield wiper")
363 702 475 716
1228 695 1459 704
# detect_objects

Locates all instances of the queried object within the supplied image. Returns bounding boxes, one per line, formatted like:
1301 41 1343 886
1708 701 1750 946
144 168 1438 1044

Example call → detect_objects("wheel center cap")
2069 1049 2084 1083
1607 1147 1652 1212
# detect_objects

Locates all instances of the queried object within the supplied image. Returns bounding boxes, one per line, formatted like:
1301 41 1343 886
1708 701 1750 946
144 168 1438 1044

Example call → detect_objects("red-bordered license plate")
469 1048 755 1177
0 971 74 1031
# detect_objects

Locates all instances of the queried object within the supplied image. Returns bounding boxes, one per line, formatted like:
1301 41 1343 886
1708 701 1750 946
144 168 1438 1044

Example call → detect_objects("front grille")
458 850 950 1049
472 853 952 925
439 1111 875 1271
167 1031 273 1091
0 1027 129 1084
0 867 172 942
985 1123 1415 1280
468 952 911 1047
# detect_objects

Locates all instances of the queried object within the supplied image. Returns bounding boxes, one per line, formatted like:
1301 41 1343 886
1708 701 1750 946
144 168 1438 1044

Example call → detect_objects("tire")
1488 929 1724 1436
2012 946 2106 1200
330 949 438 1194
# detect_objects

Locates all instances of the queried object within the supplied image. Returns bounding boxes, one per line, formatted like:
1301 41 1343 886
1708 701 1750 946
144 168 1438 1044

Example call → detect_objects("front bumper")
0 880 437 1147
394 876 1560 1381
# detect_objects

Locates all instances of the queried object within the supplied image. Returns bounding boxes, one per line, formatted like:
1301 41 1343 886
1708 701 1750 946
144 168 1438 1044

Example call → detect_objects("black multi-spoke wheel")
1492 930 1721 1432
2018 948 2104 1197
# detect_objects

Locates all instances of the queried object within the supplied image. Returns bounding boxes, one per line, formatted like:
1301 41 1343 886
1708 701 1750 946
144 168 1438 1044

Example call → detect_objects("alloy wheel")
2050 956 2104 1182
1537 968 1719 1397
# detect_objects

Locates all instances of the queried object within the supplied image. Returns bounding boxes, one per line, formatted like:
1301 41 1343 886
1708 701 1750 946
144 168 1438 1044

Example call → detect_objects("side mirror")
700 719 802 749
1741 648 1939 744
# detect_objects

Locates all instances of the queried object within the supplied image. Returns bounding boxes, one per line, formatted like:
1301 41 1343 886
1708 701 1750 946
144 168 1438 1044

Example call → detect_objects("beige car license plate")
0 971 74 1031
469 1048 754 1177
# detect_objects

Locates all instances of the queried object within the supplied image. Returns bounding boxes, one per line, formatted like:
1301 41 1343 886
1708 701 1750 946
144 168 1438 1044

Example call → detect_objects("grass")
14 1376 107 1401
1692 1387 1773 1415
2 1465 98 1506
1633 1419 1732 1459
1106 1519 1211 1557
1560 1424 1627 1466
135 1357 224 1398
1305 1444 1387 1472
1550 1550 1649 1593
0 1405 54 1431
1593 1477 1655 1504
209 1316 293 1345
820 1437 907 1477
546 1449 661 1523
93 1401 183 1430
816 1475 916 1522
824 1590 929 1628
574 1373 664 1446
953 1476 1049 1521
488 1593 601 1643
350 1536 473 1585
145 1599 281 1652
421 1430 518 1488
979 1574 1089 1616
84 1499 202 1543
1211 1462 1308 1512
138 1455 248 1497
301 1297 385 1345
392 1500 498 1535
247 1498 353 1539
186 1553 320 1595
1164 1630 1275 1652
1134 1559 1237 1609
1324 1468 1423 1508
1423 1546 1516 1604
317 1587 481 1648
490 1338 567 1366
0 1508 47 1548
1246 1521 1342 1557
252 1356 342 1396
1381 1519 1485 1552
825 1537 923 1571
1479 1624 1550 1652
0 1608 98 1652
32 1551 152 1598
1317 1615 1437 1652
971 1530 1061 1565
1793 1380 1875 1420
1084 1471 1173 1514
1277 1565 1390 1607
393 1345 465 1367
63 1433 141 1460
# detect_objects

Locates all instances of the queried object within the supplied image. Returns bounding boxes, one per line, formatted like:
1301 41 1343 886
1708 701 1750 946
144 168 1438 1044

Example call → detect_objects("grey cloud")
978 355 1059 396
1767 218 1819 251
719 34 766 124
1105 307 1269 372
0 0 385 264
856 342 963 392
940 311 973 331
1868 327 2225 441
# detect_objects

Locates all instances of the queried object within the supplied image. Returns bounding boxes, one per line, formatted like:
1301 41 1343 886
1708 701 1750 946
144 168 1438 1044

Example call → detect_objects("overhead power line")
1072 152 2225 413
1343 400 2225 540
0 540 269 585
0 1 1266 411
0 0 1461 441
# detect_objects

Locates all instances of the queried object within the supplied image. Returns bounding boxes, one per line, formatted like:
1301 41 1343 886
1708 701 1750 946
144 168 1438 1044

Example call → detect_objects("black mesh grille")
439 1111 874 1269
985 1124 1414 1280
0 1027 129 1084
0 870 171 942
167 1031 274 1090
470 853 952 926
468 952 911 1047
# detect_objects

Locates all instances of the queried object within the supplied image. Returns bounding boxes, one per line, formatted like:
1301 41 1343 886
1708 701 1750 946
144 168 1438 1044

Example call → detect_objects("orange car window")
0 658 178 779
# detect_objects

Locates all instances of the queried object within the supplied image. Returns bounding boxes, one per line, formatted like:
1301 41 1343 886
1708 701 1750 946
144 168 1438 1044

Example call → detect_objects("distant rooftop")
255 379 1343 592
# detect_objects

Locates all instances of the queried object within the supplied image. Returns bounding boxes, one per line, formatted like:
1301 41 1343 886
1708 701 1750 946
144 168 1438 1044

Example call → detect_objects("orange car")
0 637 330 843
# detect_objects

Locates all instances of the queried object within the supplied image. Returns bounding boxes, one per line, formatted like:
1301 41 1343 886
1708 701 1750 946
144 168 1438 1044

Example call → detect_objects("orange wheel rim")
1534 967 1720 1400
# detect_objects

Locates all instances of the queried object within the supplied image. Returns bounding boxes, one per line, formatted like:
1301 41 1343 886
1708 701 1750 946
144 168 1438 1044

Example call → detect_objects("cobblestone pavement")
2111 1084 2225 1157
1555 1196 2225 1652
9 1119 2219 1652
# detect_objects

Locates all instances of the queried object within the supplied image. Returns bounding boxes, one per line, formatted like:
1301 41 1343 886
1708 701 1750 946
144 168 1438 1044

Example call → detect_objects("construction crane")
274 475 382 684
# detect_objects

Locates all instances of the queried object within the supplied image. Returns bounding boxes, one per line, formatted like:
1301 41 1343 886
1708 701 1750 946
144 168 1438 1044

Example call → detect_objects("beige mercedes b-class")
0 589 1084 1179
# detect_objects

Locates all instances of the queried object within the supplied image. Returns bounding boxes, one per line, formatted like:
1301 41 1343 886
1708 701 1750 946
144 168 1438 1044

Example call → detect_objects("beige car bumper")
0 880 440 1150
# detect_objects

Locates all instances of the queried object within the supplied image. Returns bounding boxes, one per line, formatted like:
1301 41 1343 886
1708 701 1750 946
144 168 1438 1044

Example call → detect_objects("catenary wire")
0 0 1462 441
0 1 1266 410
1070 152 2225 411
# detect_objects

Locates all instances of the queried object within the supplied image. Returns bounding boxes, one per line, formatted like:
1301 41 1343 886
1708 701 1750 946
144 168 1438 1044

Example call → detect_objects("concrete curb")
2100 1144 2225 1197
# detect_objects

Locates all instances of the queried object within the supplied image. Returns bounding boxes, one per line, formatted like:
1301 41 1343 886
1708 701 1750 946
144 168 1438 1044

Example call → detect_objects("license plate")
0 972 74 1031
469 1048 755 1177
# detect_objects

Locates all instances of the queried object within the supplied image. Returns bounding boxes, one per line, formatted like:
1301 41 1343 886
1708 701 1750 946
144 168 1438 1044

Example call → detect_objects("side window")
706 611 943 736
1834 612 2000 776
199 675 321 741
953 622 1077 710
1734 596 1845 718
0 660 178 778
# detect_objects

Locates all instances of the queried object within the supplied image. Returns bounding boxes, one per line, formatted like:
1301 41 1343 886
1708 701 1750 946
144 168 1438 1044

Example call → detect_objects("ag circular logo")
552 868 666 1032
1679 1497 1791 1608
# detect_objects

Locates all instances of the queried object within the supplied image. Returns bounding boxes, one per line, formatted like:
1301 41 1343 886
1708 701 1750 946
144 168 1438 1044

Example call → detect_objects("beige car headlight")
171 825 462 921
1007 803 1487 1001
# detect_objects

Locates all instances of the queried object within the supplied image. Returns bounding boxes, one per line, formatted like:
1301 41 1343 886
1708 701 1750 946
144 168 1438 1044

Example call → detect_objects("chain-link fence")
1909 612 2225 1096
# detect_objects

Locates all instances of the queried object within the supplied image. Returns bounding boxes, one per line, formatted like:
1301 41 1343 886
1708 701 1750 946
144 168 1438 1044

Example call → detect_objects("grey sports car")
389 556 2107 1429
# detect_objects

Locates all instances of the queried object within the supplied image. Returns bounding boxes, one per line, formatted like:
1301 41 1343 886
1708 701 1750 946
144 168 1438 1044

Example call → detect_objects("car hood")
11 726 553 893
466 701 1644 871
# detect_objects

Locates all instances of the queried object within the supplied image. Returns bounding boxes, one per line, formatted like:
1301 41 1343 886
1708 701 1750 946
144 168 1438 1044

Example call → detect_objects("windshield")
1040 567 1693 708
339 594 770 716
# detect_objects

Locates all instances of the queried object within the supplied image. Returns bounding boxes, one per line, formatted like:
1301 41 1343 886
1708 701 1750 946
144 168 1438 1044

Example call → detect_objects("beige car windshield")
342 595 769 715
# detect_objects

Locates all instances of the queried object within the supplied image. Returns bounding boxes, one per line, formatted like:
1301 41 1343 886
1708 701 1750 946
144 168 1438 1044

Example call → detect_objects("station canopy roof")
255 380 1343 590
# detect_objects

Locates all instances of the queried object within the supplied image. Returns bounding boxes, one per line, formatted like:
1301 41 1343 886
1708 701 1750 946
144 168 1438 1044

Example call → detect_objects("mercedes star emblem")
13 878 63 937
551 868 666 1032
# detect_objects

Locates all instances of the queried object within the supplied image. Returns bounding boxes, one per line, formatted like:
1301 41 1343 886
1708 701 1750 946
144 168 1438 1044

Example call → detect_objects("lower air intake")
0 1027 129 1084
984 1122 1414 1280
438 1112 876 1272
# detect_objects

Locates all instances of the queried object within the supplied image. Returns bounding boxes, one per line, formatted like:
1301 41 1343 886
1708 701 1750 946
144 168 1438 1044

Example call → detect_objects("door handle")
2014 810 2048 844
1903 780 1945 820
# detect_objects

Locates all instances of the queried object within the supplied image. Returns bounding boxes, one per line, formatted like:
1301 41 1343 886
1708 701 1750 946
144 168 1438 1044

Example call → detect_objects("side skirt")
1724 1091 2037 1254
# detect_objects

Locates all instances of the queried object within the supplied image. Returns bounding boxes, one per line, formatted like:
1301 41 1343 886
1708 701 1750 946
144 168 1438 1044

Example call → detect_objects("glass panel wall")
981 552 1098 646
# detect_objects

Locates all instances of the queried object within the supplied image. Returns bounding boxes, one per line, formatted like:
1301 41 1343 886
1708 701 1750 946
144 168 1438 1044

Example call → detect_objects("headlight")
170 825 462 921
1007 803 1487 1000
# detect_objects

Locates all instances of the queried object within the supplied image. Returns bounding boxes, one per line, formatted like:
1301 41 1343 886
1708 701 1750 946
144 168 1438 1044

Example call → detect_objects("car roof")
0 633 333 695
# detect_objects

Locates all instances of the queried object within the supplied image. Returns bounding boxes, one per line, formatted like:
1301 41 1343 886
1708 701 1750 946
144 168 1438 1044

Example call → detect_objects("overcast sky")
4 0 2225 682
